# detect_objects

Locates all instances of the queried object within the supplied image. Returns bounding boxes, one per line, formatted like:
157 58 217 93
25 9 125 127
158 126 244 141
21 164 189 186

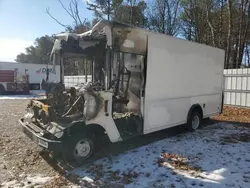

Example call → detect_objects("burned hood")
50 20 111 60
50 19 149 65
50 32 105 56
49 27 106 66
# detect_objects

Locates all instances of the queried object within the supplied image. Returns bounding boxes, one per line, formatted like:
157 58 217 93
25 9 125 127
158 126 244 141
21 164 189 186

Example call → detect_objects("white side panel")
143 94 221 134
190 94 222 117
145 35 224 100
143 34 224 134
144 98 190 133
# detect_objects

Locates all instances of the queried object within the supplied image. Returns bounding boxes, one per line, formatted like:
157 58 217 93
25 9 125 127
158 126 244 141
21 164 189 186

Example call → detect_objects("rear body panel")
143 33 225 134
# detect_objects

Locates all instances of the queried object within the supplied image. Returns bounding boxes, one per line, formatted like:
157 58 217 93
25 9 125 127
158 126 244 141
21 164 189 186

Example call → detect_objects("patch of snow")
1 175 53 188
0 95 46 100
26 175 52 184
82 176 94 183
29 90 46 96
0 90 46 100
73 123 250 188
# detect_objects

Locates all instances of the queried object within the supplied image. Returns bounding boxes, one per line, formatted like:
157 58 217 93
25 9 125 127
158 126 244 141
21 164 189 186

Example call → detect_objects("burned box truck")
19 20 225 164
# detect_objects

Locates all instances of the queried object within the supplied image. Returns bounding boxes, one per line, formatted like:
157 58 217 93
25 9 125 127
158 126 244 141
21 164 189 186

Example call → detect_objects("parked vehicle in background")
19 20 225 165
0 62 60 94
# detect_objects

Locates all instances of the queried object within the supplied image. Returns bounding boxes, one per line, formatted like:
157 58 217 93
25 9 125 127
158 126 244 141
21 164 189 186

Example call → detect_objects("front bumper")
19 118 63 153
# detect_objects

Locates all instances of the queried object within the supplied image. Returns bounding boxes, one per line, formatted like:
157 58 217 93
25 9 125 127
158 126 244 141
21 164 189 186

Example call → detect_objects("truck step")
26 122 43 133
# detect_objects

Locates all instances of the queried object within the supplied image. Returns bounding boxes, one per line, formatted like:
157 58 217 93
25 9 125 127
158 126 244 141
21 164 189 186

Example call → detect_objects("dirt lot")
0 100 60 186
1 99 250 188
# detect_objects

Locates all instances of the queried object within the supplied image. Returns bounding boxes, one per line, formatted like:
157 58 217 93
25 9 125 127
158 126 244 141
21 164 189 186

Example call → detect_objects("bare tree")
148 0 180 36
46 0 89 33
86 0 123 21
113 0 147 27
235 0 250 67
205 0 216 46
225 0 232 68
126 0 138 25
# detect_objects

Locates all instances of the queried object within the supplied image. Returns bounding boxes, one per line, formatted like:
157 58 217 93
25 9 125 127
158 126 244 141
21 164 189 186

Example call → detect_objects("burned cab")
19 20 147 164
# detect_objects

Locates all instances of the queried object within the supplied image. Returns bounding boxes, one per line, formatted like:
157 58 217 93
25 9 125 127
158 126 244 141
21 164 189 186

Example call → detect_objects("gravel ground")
0 100 58 186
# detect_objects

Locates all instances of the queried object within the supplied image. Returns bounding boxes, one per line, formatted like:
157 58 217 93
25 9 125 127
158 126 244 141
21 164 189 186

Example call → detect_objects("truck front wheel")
63 132 95 165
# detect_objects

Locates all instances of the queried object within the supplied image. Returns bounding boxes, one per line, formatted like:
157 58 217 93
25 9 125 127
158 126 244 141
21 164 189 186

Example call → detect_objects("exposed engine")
27 82 102 128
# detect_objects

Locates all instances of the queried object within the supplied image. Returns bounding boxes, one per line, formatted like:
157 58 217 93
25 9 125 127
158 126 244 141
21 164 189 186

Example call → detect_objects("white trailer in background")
0 62 60 94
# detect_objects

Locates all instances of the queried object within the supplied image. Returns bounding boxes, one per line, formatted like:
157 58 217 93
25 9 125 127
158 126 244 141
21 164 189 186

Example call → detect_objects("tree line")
16 0 250 70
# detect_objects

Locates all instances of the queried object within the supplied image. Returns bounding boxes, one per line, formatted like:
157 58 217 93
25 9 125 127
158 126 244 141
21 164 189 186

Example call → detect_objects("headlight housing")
83 92 99 120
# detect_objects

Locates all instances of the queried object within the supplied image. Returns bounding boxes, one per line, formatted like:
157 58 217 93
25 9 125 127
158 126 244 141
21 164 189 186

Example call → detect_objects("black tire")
62 132 95 165
0 84 5 95
186 111 202 131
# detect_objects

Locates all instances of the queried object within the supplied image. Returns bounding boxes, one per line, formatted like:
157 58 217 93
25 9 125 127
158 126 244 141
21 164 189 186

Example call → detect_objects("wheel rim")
74 139 92 158
192 115 200 129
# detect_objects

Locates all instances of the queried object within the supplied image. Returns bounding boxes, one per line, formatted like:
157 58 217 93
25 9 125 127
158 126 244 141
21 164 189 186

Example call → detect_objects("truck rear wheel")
62 132 95 165
186 111 202 131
